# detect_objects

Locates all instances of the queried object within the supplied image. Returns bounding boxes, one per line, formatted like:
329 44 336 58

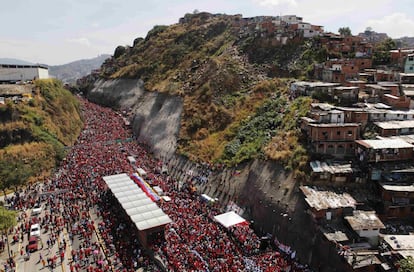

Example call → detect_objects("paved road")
0 202 104 272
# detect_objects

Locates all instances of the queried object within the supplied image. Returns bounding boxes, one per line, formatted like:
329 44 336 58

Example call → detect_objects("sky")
1 0 414 65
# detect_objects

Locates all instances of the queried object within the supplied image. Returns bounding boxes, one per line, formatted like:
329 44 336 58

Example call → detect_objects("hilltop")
84 12 327 177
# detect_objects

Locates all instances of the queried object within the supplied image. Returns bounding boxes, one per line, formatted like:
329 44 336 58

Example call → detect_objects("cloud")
366 12 414 38
252 0 297 7
67 37 91 47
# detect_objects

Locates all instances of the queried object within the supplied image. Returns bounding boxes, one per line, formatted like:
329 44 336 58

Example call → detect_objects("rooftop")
381 183 414 192
355 139 414 149
375 120 414 130
323 230 349 243
310 160 356 174
308 123 360 128
383 235 414 251
292 81 340 88
300 186 357 211
344 210 385 231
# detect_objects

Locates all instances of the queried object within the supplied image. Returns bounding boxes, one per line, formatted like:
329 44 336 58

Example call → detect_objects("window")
337 131 341 136
348 130 353 136
409 56 414 61
410 67 413 71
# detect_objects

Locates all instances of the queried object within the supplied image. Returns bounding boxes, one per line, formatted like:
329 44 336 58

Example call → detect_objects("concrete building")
404 54 414 74
0 64 49 83
380 183 414 219
374 120 414 136
306 123 360 157
355 139 414 163
344 210 385 246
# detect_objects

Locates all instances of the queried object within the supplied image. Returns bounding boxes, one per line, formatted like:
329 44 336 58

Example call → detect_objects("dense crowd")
3 96 311 271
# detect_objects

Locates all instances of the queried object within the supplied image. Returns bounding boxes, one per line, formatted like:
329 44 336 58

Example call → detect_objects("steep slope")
0 79 83 188
49 54 110 84
92 12 317 176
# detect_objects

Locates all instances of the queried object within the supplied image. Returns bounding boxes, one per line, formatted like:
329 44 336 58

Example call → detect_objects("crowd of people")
3 96 311 271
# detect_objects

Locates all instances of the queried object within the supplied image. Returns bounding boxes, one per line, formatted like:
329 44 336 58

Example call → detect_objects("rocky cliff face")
87 78 326 269
88 79 182 159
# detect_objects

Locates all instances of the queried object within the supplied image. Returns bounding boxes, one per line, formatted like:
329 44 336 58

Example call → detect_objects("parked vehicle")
30 224 40 237
27 236 39 252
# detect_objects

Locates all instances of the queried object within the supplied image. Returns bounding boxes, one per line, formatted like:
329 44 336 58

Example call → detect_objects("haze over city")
1 0 414 65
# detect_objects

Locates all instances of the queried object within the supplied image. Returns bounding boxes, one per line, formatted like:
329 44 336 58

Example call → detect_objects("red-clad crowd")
4 96 311 272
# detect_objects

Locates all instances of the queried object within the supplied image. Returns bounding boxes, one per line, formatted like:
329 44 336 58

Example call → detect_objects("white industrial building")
0 64 49 83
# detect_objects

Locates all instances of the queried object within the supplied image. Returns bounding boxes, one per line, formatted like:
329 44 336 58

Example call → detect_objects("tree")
398 256 414 272
338 27 352 36
0 206 17 258
372 38 396 66
0 155 33 195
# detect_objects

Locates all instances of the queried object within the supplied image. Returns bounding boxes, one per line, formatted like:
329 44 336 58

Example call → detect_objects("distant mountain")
0 58 34 65
395 36 414 48
49 54 110 84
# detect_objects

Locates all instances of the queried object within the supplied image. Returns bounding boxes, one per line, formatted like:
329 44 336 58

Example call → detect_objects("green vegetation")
98 12 320 176
0 79 83 192
398 256 414 272
338 27 352 36
373 38 396 66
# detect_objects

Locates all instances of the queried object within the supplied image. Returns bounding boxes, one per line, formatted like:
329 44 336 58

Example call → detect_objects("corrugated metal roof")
381 183 414 192
300 186 357 211
355 139 414 149
103 173 172 231
375 120 414 129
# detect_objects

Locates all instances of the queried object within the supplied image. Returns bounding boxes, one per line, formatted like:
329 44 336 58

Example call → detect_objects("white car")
30 224 41 237
31 204 42 216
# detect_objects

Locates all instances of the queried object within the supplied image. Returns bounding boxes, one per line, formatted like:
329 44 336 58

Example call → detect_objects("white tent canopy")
214 211 247 228
103 173 172 231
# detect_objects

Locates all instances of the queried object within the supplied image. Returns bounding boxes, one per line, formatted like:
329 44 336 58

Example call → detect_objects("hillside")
0 79 83 191
49 54 110 84
91 12 321 177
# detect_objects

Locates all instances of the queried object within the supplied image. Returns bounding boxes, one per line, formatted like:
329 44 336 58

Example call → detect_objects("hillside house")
344 211 385 246
309 160 361 184
366 108 414 122
306 123 360 157
404 54 414 74
382 235 414 270
400 73 414 84
374 120 414 136
362 84 391 103
382 94 411 109
290 81 340 99
380 183 414 219
336 107 369 129
355 139 414 163
346 80 367 91
390 48 414 68
300 186 357 220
